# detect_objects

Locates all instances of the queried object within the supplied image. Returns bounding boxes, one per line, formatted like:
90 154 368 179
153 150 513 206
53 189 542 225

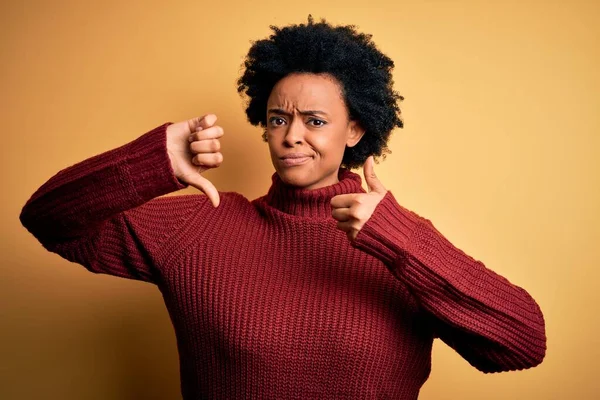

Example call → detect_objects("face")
266 73 365 190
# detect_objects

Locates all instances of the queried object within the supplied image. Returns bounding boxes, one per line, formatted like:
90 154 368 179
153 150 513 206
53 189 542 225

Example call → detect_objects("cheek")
310 132 348 159
266 133 277 152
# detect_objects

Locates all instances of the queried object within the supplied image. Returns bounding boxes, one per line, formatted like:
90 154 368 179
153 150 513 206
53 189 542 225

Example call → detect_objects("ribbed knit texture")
20 124 546 399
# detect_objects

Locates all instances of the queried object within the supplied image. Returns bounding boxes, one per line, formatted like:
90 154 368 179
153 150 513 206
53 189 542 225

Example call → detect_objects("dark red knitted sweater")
20 124 546 399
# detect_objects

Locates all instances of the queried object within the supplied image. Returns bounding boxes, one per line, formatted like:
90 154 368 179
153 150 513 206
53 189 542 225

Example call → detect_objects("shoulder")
121 191 258 240
132 191 254 215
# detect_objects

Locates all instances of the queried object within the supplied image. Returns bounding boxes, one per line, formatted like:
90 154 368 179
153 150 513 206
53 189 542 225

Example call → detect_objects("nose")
283 119 305 147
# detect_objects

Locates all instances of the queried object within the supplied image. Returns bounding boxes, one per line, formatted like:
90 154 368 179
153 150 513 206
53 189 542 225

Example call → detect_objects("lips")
279 153 313 167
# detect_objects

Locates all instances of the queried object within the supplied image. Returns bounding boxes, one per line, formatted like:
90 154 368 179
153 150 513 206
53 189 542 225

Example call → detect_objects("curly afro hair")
237 16 404 169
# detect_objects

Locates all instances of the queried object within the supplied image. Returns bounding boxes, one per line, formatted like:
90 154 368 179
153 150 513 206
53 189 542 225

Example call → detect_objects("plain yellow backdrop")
2 0 599 399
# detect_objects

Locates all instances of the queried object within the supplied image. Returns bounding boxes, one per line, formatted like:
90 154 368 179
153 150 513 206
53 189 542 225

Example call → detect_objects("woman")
20 17 546 399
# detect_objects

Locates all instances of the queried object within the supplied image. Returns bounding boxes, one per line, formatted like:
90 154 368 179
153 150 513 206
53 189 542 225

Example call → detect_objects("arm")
353 192 547 372
20 124 185 282
20 116 223 283
331 157 546 372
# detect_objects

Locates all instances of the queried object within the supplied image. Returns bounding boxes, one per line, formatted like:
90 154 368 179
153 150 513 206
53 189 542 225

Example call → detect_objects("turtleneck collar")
262 168 365 218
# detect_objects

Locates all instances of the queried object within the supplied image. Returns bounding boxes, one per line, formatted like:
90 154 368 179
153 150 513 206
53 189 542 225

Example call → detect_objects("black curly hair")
237 16 404 169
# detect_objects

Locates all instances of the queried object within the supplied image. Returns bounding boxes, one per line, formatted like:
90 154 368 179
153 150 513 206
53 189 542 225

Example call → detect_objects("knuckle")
208 126 221 137
213 152 223 165
356 209 369 221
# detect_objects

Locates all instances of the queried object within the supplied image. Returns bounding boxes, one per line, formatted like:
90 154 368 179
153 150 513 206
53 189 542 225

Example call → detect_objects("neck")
263 168 364 218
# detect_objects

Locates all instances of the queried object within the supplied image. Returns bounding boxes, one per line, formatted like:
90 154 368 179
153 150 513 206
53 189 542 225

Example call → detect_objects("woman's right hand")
166 114 223 207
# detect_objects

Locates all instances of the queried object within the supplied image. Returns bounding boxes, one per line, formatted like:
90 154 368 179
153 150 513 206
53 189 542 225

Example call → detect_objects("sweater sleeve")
352 191 547 373
19 124 204 283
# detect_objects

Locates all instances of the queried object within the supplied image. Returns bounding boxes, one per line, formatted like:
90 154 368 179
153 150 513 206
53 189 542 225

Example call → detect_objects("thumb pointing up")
364 156 387 194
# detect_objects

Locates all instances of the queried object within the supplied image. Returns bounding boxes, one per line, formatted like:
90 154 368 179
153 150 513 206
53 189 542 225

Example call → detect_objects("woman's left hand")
331 156 387 241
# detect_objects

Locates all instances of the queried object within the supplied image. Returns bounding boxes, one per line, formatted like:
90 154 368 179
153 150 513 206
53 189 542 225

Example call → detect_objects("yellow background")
2 0 598 399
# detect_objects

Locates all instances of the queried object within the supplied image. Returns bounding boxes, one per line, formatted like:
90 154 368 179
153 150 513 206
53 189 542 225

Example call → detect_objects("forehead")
267 73 345 110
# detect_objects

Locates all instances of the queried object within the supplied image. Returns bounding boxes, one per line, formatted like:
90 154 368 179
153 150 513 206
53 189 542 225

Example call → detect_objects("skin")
166 73 389 241
166 114 223 206
265 73 364 190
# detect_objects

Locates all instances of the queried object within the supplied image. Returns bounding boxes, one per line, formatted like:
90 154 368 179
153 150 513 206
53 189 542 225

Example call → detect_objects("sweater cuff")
353 191 423 265
124 123 187 202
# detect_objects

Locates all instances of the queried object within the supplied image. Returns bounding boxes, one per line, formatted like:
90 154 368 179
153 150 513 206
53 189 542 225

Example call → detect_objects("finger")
331 193 358 209
187 114 218 133
347 230 358 242
184 174 220 207
188 126 224 142
364 156 386 194
331 208 351 222
189 139 221 154
192 152 223 168
336 220 353 233
199 114 217 129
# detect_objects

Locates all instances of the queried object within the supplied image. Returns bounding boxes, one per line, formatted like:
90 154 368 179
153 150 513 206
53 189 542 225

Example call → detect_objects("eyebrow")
267 108 329 117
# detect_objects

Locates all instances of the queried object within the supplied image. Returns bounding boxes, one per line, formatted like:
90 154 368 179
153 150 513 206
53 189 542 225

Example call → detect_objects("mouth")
279 153 313 167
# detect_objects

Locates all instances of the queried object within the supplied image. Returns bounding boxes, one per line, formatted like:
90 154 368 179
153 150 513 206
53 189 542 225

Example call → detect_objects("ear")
346 120 365 148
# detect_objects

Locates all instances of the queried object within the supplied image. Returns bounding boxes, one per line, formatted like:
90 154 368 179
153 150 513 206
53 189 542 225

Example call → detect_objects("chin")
276 167 316 189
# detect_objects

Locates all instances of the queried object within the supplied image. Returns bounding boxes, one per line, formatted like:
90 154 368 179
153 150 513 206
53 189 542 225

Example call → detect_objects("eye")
268 116 286 126
308 118 327 127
